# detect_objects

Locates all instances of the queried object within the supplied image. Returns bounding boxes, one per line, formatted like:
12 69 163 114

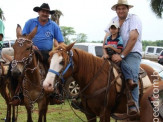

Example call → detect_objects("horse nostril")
49 84 52 87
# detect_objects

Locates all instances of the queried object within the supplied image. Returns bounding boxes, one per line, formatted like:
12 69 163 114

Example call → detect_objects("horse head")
43 42 75 92
11 24 37 77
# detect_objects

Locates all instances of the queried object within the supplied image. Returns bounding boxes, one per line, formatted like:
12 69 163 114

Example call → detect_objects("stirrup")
127 101 139 116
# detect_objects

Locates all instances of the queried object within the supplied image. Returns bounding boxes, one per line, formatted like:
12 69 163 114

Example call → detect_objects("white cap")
109 21 120 28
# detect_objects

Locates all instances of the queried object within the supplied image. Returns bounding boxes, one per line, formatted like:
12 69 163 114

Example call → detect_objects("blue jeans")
121 52 142 106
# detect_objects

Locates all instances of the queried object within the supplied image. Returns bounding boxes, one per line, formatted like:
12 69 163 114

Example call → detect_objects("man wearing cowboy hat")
23 3 64 50
10 3 64 106
103 0 142 115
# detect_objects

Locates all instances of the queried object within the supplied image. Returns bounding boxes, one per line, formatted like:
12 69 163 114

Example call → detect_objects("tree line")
142 40 163 51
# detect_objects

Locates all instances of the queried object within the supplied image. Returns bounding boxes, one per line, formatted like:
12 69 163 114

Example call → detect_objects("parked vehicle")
142 46 163 61
141 59 163 80
65 43 103 98
73 43 103 57
0 39 15 61
158 50 163 65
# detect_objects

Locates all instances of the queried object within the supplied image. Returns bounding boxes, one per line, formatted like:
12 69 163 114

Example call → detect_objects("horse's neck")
72 49 104 86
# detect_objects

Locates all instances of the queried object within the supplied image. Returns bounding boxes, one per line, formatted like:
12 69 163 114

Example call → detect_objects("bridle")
48 49 74 84
11 38 34 70
11 38 45 111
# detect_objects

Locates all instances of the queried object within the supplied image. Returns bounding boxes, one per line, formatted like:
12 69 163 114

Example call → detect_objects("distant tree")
150 0 163 18
142 40 163 51
91 40 103 43
0 8 5 20
76 33 87 43
60 26 76 44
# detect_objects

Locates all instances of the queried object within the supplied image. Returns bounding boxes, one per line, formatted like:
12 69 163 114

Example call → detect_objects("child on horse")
104 21 138 115
103 20 123 59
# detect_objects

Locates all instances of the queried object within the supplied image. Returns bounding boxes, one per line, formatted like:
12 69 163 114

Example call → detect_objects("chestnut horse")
11 25 49 122
43 43 161 122
140 81 163 122
0 75 13 122
0 64 19 122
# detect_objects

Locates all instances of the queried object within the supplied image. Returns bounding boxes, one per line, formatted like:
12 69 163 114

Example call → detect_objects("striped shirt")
105 14 142 54
105 34 123 50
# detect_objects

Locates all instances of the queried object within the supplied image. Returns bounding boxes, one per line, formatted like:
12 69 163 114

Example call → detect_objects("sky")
0 0 163 41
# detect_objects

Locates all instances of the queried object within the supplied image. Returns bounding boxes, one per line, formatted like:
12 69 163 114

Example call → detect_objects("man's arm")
121 29 139 56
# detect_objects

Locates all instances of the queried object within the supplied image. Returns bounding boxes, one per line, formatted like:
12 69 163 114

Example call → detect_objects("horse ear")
66 41 76 51
16 24 22 38
27 26 38 40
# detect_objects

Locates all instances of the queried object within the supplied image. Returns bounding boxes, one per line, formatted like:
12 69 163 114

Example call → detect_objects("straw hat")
111 0 134 11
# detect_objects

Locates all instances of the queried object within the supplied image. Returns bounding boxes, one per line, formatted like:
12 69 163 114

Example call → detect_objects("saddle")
114 65 152 95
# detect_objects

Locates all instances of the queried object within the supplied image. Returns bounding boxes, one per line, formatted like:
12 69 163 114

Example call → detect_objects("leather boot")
127 79 137 90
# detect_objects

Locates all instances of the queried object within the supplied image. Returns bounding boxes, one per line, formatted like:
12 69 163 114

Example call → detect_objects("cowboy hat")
33 3 55 14
111 0 134 11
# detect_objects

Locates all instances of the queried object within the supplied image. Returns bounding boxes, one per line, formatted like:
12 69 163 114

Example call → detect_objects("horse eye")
59 60 64 65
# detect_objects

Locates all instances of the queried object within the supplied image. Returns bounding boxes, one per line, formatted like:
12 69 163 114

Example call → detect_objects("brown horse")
43 43 161 122
0 65 18 122
11 25 49 122
140 81 163 122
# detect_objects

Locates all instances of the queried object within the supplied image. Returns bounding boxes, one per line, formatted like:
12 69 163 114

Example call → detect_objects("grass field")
0 96 115 122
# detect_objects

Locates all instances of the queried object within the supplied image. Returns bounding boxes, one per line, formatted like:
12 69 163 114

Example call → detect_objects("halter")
48 50 74 84
11 38 34 70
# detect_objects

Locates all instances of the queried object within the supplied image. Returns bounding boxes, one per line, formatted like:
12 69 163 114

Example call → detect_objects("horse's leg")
99 110 110 122
85 114 97 122
25 106 33 122
5 103 11 122
38 99 48 122
12 106 17 122
0 88 11 122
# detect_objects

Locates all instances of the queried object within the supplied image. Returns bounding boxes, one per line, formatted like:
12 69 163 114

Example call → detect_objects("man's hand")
112 54 122 63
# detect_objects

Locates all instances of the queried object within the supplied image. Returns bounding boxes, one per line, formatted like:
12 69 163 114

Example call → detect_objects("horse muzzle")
11 67 23 77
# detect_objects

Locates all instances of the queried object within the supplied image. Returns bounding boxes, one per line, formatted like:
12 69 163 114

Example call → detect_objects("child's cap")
109 21 119 29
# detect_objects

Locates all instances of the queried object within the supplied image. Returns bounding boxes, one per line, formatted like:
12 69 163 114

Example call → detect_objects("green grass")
0 96 115 122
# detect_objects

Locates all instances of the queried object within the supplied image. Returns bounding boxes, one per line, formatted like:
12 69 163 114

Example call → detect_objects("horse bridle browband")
48 50 74 84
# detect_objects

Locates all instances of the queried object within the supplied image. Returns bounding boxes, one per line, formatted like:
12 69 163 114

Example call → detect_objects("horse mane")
34 50 49 73
34 50 44 63
72 48 109 82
